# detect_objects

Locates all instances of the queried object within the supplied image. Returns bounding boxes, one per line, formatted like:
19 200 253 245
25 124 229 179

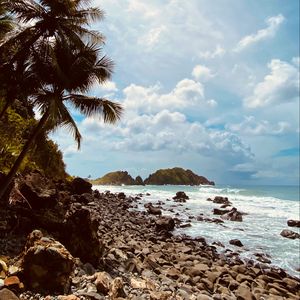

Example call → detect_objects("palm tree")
0 1 13 41
0 0 105 118
0 40 123 199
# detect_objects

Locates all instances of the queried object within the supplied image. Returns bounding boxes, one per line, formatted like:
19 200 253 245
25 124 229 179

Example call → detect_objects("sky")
51 0 300 185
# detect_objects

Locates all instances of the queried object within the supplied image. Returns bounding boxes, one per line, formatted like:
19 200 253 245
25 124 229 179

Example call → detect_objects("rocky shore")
0 171 299 300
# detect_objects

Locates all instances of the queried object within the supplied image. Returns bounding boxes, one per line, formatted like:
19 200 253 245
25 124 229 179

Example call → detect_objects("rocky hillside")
91 171 144 185
144 167 214 185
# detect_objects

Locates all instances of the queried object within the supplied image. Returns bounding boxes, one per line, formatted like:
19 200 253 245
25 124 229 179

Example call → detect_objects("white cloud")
138 25 167 49
199 45 226 59
227 116 292 135
192 65 215 81
244 59 299 108
81 109 253 161
292 56 300 67
234 14 285 52
126 0 160 19
123 77 217 115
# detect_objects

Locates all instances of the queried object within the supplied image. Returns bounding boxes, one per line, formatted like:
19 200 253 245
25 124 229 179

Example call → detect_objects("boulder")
95 271 112 295
109 277 126 299
0 288 19 300
173 191 189 202
19 172 57 209
144 203 162 215
221 207 243 222
229 239 244 247
280 229 300 239
287 220 300 228
21 230 74 293
156 216 175 231
71 177 92 195
213 208 230 215
117 192 126 199
63 208 104 265
213 196 231 205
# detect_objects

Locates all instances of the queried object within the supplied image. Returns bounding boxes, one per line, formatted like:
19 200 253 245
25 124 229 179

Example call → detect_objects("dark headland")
91 167 215 186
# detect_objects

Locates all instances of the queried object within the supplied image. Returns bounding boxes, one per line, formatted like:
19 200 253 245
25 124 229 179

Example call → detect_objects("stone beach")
0 172 299 299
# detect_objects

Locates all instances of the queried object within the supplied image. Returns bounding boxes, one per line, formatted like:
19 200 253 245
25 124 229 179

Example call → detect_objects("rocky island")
145 167 215 185
91 167 214 186
91 171 144 186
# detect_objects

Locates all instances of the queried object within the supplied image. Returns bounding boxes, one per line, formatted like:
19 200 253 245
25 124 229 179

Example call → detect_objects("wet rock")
63 208 104 265
117 192 126 199
280 229 300 239
229 239 243 247
0 288 19 300
287 219 300 228
213 208 230 215
156 216 175 231
21 230 74 293
144 203 162 215
71 177 92 195
173 191 189 202
221 207 243 222
213 196 231 205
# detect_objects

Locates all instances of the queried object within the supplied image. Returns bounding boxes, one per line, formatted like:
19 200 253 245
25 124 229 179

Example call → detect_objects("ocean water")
93 184 300 277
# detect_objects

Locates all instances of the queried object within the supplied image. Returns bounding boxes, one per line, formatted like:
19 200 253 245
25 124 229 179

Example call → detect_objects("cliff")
144 167 214 185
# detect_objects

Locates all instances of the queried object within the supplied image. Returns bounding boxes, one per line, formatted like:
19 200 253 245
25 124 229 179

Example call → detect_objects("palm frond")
66 94 123 124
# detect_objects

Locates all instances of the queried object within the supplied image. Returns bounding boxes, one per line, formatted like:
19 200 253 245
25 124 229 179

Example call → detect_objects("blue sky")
51 0 300 185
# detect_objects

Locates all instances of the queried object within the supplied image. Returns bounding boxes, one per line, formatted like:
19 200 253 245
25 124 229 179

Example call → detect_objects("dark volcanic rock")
144 203 162 215
212 196 231 205
156 216 175 231
21 230 74 293
221 207 243 222
173 191 189 202
280 229 300 239
71 177 92 195
63 208 104 264
287 220 300 228
19 172 57 209
229 239 244 247
213 208 230 215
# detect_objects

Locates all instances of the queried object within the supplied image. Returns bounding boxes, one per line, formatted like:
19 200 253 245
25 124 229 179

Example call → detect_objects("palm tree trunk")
0 98 10 119
0 110 50 200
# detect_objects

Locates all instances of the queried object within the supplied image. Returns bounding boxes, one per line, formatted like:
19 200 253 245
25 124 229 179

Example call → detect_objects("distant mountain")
91 171 144 185
144 167 214 185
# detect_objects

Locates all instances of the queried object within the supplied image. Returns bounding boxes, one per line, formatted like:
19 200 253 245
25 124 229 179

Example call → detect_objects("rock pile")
0 174 299 299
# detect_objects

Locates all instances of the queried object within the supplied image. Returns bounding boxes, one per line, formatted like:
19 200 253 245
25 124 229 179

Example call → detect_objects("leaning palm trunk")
0 98 10 119
0 109 50 200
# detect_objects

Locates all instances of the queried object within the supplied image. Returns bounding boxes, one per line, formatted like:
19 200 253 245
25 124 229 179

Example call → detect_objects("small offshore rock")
71 177 92 195
287 219 300 228
229 239 244 247
280 229 300 239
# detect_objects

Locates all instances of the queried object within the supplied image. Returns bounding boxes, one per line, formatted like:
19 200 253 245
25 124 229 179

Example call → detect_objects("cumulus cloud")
123 78 217 115
81 109 253 161
138 25 167 49
244 59 299 108
198 45 226 59
234 14 285 52
192 65 215 81
227 116 292 135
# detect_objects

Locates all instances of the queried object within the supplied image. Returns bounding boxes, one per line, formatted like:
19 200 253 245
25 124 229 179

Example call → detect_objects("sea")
93 184 300 278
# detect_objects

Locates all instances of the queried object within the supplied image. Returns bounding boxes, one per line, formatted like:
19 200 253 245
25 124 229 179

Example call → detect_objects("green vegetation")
144 167 214 185
91 168 214 186
0 0 123 199
0 101 66 179
91 171 144 185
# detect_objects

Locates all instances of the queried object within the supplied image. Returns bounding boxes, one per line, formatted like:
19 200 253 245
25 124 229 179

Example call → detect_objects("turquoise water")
93 184 300 277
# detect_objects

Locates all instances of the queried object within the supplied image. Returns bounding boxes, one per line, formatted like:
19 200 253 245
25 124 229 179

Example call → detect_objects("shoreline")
0 175 299 299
